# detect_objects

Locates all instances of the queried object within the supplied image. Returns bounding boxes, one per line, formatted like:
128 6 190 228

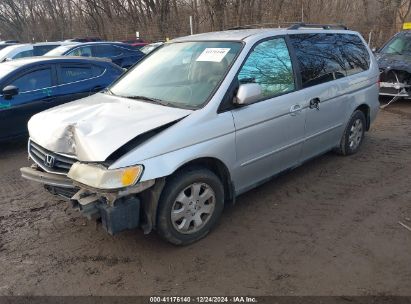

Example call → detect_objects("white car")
0 42 72 62
0 44 33 62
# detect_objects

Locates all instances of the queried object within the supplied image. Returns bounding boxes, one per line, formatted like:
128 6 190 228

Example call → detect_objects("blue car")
45 42 145 69
0 56 124 141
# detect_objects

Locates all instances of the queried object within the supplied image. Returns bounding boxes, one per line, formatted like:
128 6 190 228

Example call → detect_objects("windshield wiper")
123 95 174 107
104 88 115 95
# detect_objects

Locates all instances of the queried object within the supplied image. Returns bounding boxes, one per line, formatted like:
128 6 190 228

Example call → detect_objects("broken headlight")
67 163 143 190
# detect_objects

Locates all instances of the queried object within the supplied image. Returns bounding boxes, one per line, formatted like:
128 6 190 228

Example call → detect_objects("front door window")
238 38 295 99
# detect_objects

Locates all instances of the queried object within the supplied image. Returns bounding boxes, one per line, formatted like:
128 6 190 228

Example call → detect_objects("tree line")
0 0 410 48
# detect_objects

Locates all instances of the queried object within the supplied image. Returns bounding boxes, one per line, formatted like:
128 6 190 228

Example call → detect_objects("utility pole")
189 16 194 35
301 0 304 23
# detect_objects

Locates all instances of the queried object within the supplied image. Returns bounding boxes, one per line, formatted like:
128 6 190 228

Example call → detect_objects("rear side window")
92 45 122 57
238 37 295 98
11 69 52 92
289 33 370 88
340 35 371 76
60 66 94 84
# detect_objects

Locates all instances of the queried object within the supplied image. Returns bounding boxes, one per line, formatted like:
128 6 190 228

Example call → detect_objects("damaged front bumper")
379 68 411 98
21 165 156 235
21 165 74 188
379 81 411 97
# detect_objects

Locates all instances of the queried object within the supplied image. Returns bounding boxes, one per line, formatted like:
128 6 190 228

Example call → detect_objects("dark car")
0 57 124 141
375 31 411 99
45 42 145 69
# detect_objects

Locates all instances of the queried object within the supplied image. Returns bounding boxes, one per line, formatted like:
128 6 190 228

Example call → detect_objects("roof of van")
172 28 359 42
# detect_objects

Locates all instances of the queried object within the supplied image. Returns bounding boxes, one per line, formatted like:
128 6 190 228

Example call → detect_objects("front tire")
156 168 224 245
335 110 366 156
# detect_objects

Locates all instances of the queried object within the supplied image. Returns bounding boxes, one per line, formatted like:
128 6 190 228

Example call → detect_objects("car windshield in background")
380 34 411 55
110 41 242 109
0 46 15 59
44 45 73 56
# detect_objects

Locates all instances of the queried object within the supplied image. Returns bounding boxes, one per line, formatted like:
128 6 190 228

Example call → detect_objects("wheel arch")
171 157 235 204
355 104 371 130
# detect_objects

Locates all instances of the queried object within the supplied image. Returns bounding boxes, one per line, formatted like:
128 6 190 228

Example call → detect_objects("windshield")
0 64 17 80
110 41 242 108
44 44 74 56
0 45 18 60
380 34 411 55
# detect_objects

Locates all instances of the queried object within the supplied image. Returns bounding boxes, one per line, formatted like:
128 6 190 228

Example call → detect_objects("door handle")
309 97 320 110
290 104 302 116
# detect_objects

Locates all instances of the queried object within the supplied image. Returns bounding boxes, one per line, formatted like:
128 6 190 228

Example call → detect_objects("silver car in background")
21 24 379 245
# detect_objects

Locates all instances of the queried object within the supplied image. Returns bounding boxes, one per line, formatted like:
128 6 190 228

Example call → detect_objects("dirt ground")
0 100 410 296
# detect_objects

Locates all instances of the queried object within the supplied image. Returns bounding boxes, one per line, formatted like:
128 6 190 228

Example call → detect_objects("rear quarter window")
289 33 370 88
92 65 106 77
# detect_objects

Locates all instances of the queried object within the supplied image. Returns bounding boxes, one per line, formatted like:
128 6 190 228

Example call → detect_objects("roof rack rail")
226 25 258 30
288 23 349 30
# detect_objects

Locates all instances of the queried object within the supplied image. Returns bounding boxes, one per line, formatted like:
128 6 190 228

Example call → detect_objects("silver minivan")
21 25 380 245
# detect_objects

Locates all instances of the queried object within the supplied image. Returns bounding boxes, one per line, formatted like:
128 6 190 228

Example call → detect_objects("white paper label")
196 48 230 62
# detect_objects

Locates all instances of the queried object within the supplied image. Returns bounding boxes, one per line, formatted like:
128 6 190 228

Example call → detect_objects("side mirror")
372 47 378 53
234 83 262 106
2 85 19 100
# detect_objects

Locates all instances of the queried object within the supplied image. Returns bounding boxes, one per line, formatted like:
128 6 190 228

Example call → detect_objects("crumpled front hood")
377 53 411 73
28 93 192 161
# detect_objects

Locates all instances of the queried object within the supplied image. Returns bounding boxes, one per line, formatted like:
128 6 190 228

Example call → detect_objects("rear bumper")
20 166 74 188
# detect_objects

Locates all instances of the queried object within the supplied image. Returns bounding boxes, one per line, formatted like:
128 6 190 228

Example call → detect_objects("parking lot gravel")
0 100 410 296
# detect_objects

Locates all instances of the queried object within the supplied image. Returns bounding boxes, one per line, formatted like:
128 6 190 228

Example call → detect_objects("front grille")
29 140 77 175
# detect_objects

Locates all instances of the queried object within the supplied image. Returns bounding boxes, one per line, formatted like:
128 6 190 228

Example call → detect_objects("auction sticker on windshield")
196 48 230 62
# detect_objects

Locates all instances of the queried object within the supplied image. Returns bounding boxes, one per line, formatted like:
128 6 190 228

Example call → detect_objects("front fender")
126 130 236 182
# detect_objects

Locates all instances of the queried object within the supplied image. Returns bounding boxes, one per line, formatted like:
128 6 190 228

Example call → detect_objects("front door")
0 67 55 139
231 37 306 193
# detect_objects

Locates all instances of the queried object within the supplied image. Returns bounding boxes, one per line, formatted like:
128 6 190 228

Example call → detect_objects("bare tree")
0 0 410 46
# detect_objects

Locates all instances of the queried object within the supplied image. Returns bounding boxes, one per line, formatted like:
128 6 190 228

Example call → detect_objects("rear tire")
335 110 366 156
156 167 224 245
